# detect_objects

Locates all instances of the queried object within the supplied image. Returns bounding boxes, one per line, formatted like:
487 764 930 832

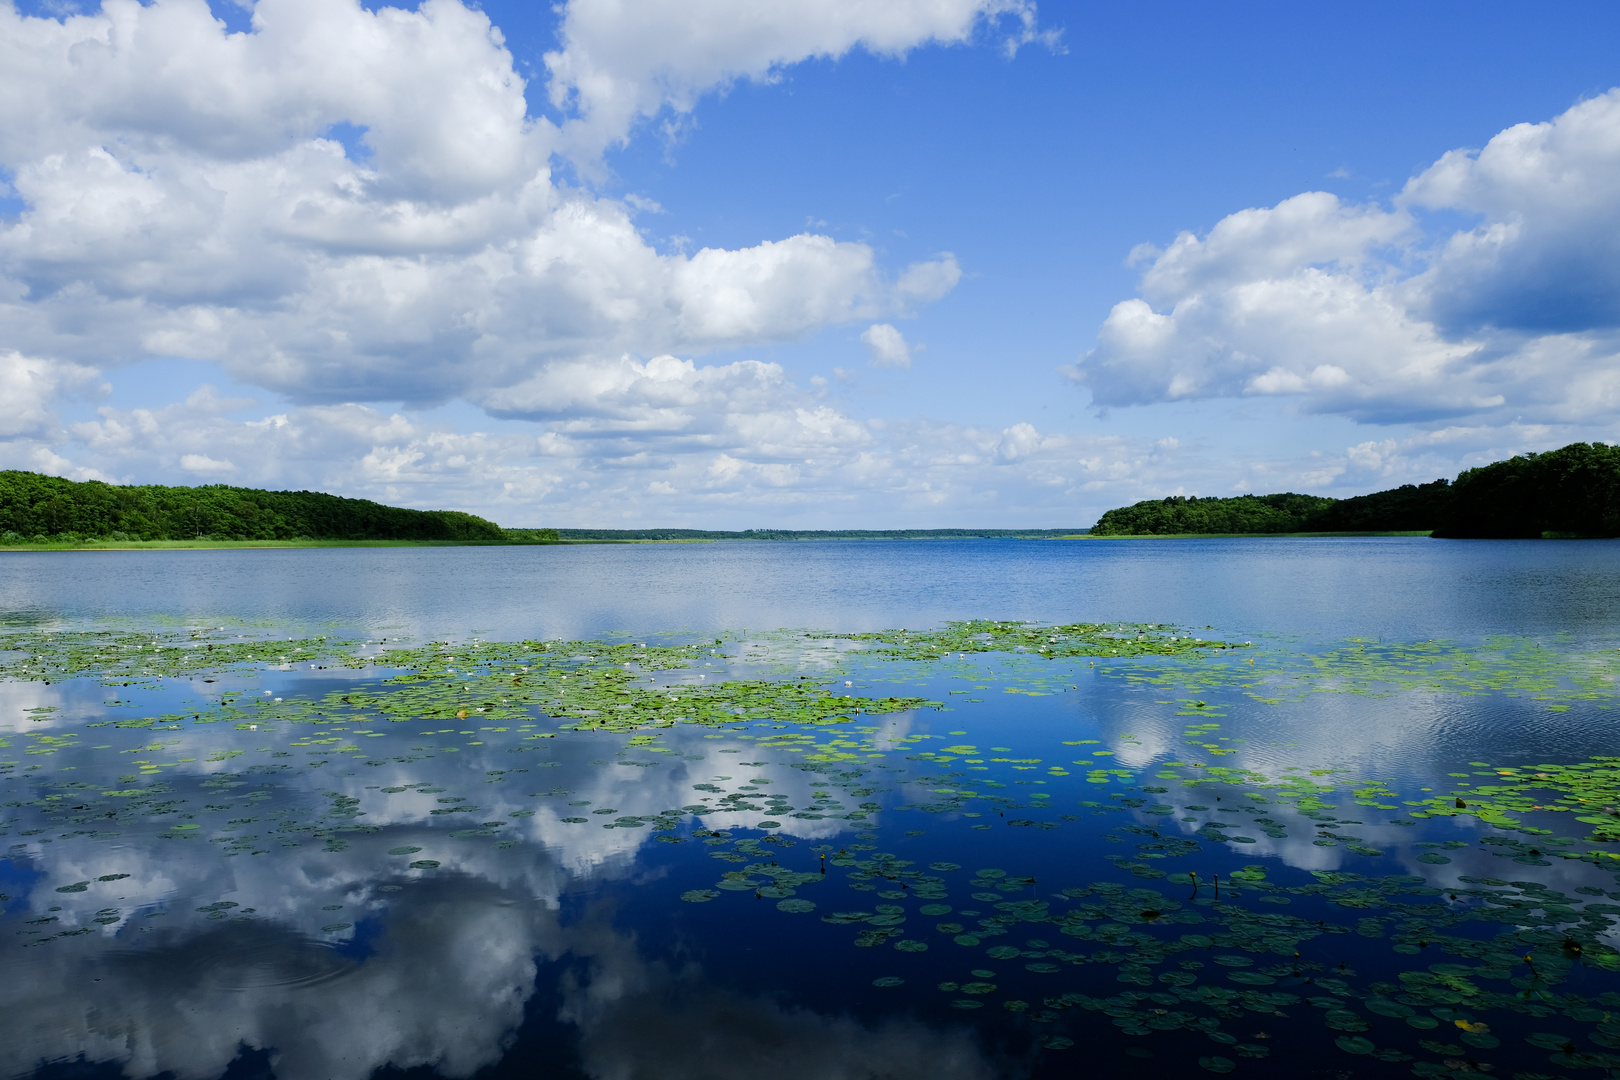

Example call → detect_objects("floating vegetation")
8 617 1620 1077
1113 632 1620 713
0 627 356 686
834 621 1249 661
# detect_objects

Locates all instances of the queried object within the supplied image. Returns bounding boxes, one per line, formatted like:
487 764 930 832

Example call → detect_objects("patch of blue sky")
320 121 375 164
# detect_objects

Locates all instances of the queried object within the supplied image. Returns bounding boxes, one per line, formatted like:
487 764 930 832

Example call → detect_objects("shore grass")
0 538 561 551
0 530 1450 551
1083 529 1433 539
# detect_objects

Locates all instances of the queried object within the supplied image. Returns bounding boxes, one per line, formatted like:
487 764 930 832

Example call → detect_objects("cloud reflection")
4 861 1003 1080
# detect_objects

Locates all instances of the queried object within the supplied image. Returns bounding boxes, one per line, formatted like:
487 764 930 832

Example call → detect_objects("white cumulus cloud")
0 349 104 439
1071 89 1620 430
860 323 912 368
0 0 963 413
543 0 1057 161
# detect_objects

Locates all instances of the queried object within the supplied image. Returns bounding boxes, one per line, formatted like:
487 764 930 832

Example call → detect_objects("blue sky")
3 0 1620 527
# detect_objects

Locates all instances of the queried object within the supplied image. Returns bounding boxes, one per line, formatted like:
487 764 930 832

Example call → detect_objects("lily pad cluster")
8 617 1620 1079
833 620 1247 662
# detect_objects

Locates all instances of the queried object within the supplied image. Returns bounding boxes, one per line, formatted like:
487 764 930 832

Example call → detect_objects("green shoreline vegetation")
1092 442 1620 539
0 470 539 547
6 438 1619 549
0 471 1090 549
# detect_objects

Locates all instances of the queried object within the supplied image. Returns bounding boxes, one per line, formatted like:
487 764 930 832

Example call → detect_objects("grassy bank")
0 537 562 551
1082 529 1434 539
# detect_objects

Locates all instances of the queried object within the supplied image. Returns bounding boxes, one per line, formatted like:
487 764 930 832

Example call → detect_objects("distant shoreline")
0 535 1083 550
1081 529 1435 539
0 538 544 551
0 530 1455 551
12 530 1618 550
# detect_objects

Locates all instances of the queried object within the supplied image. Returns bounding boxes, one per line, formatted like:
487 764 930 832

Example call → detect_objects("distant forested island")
0 471 532 544
1090 442 1620 539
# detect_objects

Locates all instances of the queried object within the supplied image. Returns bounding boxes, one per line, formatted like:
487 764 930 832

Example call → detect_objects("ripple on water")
102 928 364 992
194 937 358 991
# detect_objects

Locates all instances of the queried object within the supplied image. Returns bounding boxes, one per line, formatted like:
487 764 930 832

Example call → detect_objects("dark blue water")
3 539 1620 1080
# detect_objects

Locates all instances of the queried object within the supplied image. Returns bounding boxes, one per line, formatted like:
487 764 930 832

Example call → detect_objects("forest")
0 472 515 543
1090 442 1620 538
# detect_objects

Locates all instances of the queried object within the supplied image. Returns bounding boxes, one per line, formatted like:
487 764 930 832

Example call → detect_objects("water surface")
3 538 1620 1080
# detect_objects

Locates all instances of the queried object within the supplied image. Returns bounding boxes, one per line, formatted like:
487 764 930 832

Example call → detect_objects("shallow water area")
5 539 1620 1080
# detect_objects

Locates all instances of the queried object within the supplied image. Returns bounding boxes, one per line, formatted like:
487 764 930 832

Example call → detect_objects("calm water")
1 536 1618 641
3 538 1620 1080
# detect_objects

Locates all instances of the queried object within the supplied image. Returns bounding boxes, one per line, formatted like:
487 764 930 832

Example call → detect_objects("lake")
3 537 1620 1080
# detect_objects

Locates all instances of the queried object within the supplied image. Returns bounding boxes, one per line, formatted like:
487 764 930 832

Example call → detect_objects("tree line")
0 471 525 543
1089 442 1620 538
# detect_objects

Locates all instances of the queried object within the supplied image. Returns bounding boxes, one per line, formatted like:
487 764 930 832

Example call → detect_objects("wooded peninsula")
0 472 530 545
1090 441 1620 538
